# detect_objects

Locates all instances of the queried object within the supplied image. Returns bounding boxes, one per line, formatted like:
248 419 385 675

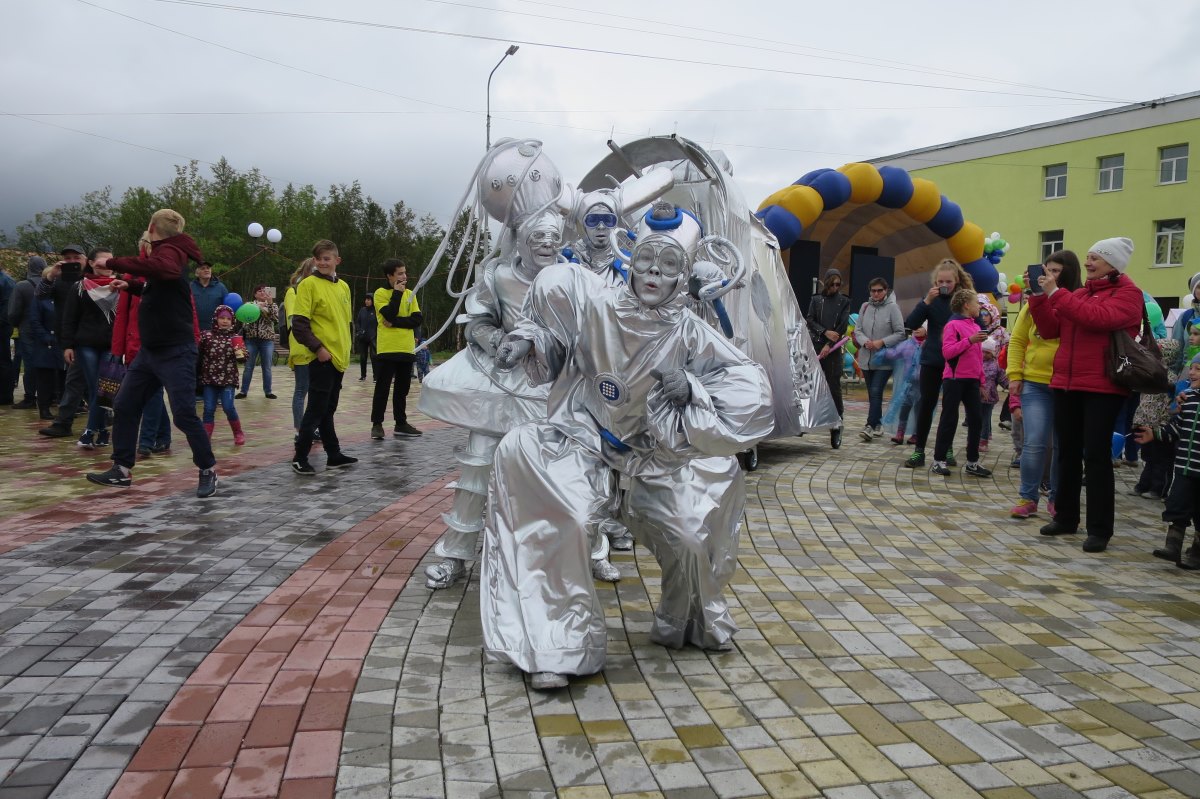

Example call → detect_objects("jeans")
934 378 981 463
76 347 110 433
1115 393 1141 463
240 338 274 394
371 355 414 426
292 363 309 430
202 385 240 423
296 360 343 460
17 338 37 401
1019 381 1058 503
980 402 994 442
1052 390 1126 538
864 368 891 428
914 363 945 450
139 387 171 450
112 342 215 471
52 357 88 426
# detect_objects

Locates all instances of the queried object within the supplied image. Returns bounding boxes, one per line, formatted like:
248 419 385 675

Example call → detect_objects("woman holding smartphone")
1006 250 1081 520
1029 238 1144 553
902 258 975 468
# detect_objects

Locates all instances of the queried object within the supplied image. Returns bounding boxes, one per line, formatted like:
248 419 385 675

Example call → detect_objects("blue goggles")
584 213 618 228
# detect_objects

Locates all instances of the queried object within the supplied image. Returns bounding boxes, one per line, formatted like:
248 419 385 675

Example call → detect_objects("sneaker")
151 442 171 454
326 452 358 469
830 428 842 449
86 464 131 488
530 672 569 691
945 449 957 467
591 558 620 582
889 434 904 445
905 435 917 445
292 460 316 476
265 393 277 399
1009 456 1021 468
96 429 110 447
235 392 248 399
930 461 950 476
1082 535 1108 553
197 468 218 498
393 423 422 438
137 446 152 457
1039 481 1050 496
1040 520 1078 536
12 399 36 410
964 462 992 478
371 423 385 440
76 430 96 450
38 422 72 438
904 451 925 468
872 425 883 436
979 439 989 452
425 557 466 589
1010 499 1038 518
859 425 874 442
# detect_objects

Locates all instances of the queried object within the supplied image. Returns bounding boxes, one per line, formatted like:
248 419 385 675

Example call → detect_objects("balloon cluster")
247 222 283 244
845 313 860 355
984 232 1009 265
223 292 262 323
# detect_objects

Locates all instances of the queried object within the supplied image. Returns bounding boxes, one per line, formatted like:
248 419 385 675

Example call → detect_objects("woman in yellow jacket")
1007 250 1081 519
283 259 315 433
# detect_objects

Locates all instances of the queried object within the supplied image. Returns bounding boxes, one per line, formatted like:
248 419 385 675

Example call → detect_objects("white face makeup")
629 239 686 307
517 217 563 270
583 204 617 249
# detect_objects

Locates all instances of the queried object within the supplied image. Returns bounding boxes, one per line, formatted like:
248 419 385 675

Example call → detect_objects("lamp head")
506 45 519 56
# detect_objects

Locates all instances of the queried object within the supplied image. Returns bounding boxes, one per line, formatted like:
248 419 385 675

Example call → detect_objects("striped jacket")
1158 387 1200 478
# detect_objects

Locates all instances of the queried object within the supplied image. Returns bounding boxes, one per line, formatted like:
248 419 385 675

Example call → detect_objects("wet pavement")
1 374 1199 799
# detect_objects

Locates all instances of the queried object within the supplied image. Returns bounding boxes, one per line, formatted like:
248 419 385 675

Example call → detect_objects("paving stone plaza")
0 373 1198 799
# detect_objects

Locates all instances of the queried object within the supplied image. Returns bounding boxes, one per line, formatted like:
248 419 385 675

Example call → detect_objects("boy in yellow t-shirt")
290 239 356 475
370 258 423 440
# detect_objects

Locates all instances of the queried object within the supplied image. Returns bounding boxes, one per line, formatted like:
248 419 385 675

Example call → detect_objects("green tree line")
2 157 488 347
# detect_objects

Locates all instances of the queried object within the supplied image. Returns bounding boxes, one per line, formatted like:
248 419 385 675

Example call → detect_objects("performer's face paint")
630 239 685 307
583 204 616 249
518 218 563 270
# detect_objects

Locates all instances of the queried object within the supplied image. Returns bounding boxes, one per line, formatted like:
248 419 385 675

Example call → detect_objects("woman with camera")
1029 238 1143 553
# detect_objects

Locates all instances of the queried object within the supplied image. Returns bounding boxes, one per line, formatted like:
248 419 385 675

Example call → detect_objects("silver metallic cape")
480 268 775 675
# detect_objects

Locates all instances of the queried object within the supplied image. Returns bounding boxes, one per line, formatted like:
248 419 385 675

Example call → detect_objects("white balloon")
266 228 282 244
997 272 1007 285
247 222 264 238
990 231 1001 240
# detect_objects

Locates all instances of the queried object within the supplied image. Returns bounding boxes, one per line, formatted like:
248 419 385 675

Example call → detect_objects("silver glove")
496 338 532 370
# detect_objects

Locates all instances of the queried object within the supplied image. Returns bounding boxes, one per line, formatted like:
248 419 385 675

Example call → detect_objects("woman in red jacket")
1029 237 1143 553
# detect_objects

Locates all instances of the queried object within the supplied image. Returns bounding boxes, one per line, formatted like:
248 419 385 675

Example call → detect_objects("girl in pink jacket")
931 290 992 477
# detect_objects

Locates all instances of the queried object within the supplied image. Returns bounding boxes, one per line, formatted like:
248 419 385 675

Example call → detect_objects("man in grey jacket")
854 277 906 440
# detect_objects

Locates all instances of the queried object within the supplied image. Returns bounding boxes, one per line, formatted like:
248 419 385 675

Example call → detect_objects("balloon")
795 168 835 186
223 292 243 310
849 313 860 325
1008 291 1022 304
843 352 854 370
235 302 262 323
758 206 802 249
902 178 941 223
962 257 1000 295
247 222 264 238
997 272 1007 286
1111 432 1126 460
991 231 1001 240
1008 282 1021 293
1146 299 1164 330
266 228 282 244
846 341 857 354
776 185 824 229
948 222 985 264
996 239 1007 250
876 166 915 209
926 196 964 238
809 171 853 210
837 162 884 204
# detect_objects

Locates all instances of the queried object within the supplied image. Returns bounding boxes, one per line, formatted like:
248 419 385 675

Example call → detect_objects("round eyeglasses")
630 241 687 278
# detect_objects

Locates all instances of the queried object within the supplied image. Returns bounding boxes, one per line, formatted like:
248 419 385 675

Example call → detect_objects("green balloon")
996 238 1007 249
1146 300 1164 329
235 302 262 323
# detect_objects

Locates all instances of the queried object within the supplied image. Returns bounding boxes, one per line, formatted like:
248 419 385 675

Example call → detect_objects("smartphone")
1027 264 1045 295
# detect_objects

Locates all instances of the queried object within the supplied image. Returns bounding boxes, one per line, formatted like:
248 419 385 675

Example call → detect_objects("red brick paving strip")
109 474 455 799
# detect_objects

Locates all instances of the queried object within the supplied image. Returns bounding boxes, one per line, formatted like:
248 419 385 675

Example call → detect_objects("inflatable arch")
756 165 1001 304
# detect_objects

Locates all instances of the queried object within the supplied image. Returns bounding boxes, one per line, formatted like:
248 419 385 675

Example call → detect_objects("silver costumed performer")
566 191 627 288
484 202 775 690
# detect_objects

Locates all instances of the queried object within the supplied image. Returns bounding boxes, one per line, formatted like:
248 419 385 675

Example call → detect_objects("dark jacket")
61 276 117 351
355 305 377 343
1029 273 1143 396
0 270 14 328
38 262 84 339
190 276 229 331
109 234 206 351
1157 386 1200 478
905 293 954 368
806 291 851 347
8 256 45 332
26 295 62 369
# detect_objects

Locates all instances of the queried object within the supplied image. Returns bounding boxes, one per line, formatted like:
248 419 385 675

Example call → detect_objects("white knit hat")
1088 237 1134 273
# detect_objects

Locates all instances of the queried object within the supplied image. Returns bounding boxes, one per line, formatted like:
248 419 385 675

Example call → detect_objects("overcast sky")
3 0 1198 241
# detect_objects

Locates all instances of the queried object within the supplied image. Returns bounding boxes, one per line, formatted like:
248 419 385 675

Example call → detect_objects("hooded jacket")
110 275 201 364
1006 303 1059 386
7 256 45 332
1028 273 1143 395
905 292 954 368
61 275 117 351
941 315 985 381
1169 272 1200 372
198 305 240 387
108 233 205 351
853 291 905 369
0 269 14 329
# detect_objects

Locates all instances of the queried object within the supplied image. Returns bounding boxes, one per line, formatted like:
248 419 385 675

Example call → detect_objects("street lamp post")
486 45 519 150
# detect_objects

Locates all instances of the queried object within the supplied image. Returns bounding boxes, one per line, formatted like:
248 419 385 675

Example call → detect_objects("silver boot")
425 557 466 589
591 558 620 583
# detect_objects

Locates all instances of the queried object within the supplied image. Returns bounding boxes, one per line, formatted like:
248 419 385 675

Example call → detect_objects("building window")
1160 145 1188 184
1043 164 1067 198
1098 154 1124 192
1040 230 1064 262
1155 220 1185 267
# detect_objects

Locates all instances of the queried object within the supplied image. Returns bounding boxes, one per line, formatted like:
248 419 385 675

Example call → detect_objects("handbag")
96 355 127 409
1106 305 1171 394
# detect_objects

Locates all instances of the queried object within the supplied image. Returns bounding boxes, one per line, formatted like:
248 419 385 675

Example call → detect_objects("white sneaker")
872 425 883 436
859 425 874 442
530 672 569 690
424 558 465 589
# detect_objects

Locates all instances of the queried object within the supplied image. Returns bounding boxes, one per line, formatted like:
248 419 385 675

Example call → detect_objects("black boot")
1179 532 1200 571
1153 525 1185 561
830 427 842 449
